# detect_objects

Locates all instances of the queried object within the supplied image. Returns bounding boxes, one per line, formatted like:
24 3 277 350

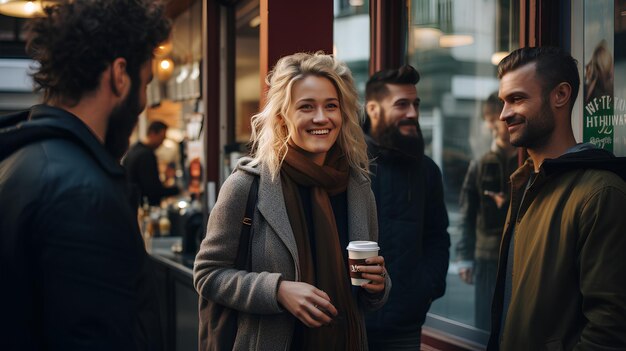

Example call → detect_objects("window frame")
367 0 567 348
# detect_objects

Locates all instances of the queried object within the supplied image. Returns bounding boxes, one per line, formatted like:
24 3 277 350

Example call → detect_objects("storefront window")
575 0 626 156
406 0 518 343
234 2 260 144
144 0 204 201
333 0 370 98
223 0 261 179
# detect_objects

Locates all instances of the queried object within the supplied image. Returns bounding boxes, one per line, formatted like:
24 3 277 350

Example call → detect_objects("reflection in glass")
615 1 626 156
455 93 517 331
333 0 370 98
407 0 518 335
235 1 260 144
581 0 626 155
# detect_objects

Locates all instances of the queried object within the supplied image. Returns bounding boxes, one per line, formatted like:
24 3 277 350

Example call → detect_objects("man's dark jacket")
364 135 450 336
0 105 162 350
457 147 518 262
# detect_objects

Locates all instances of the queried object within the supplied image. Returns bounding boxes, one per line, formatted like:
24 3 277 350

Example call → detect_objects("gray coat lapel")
256 167 300 270
256 166 376 279
347 171 375 242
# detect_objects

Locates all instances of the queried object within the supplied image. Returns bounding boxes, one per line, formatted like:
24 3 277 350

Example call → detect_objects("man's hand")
458 266 473 284
484 190 507 209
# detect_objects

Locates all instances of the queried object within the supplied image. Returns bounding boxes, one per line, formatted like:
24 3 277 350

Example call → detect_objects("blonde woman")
194 52 390 350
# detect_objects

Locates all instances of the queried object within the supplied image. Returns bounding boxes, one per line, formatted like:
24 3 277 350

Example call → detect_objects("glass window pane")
333 0 370 99
578 0 626 156
235 2 260 144
407 0 519 336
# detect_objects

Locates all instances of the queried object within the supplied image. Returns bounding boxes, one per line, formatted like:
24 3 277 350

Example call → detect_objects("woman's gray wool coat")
194 157 391 350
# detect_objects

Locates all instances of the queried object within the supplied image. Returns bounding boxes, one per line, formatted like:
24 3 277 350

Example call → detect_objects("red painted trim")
204 0 220 184
259 0 333 101
529 0 537 46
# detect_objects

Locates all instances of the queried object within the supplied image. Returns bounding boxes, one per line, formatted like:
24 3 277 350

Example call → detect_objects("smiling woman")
282 75 343 165
249 51 369 180
194 52 390 350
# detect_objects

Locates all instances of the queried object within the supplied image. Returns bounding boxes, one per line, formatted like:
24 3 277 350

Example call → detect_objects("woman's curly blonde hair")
249 51 369 180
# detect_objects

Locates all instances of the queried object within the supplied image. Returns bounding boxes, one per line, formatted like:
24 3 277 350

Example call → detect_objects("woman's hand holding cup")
357 255 387 294
346 241 386 293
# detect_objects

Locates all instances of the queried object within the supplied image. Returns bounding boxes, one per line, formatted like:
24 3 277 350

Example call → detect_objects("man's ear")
109 57 129 98
552 82 572 109
366 100 381 128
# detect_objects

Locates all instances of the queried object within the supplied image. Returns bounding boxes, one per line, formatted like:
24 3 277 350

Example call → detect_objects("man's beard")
372 110 425 161
510 97 554 149
105 80 142 161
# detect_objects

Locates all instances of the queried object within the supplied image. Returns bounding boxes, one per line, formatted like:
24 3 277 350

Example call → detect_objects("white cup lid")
346 240 380 252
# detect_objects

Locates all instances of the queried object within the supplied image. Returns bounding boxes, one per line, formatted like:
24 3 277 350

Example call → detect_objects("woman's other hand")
277 280 338 328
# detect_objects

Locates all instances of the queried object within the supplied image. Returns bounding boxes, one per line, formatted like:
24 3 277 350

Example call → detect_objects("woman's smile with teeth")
309 129 330 135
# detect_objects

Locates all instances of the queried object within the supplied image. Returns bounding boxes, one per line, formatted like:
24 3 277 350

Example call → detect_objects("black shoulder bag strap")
234 175 259 270
199 174 259 351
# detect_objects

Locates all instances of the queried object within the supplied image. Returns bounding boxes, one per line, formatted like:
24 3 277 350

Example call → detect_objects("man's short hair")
483 91 504 117
365 65 421 102
147 121 168 134
497 46 580 109
25 0 171 105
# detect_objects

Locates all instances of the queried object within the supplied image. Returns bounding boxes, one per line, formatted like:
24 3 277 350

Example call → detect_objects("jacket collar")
256 165 300 275
7 104 125 177
511 147 626 183
542 147 626 181
365 132 424 165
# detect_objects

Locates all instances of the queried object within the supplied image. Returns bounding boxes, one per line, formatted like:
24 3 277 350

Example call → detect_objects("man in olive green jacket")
488 47 626 350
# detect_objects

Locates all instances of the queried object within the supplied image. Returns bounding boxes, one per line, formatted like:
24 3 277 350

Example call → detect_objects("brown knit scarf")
281 144 364 350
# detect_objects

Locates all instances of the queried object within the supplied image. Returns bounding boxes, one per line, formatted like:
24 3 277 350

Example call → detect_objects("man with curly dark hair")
0 1 170 350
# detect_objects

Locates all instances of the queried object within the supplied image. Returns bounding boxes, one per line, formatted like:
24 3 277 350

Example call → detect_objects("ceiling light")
0 0 57 18
154 38 173 58
491 51 509 65
413 27 443 49
249 15 261 28
156 58 174 82
439 34 474 48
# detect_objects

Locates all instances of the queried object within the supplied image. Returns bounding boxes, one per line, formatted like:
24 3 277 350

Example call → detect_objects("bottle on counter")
141 197 153 252
139 197 149 232
159 208 171 236
149 206 161 237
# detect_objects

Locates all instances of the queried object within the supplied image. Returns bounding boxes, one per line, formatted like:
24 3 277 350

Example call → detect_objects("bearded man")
0 1 170 350
363 65 450 351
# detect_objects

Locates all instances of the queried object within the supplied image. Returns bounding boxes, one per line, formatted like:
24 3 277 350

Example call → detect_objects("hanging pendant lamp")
0 0 57 18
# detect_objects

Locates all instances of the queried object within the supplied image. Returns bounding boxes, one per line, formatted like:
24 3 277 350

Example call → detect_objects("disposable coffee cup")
346 241 380 286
